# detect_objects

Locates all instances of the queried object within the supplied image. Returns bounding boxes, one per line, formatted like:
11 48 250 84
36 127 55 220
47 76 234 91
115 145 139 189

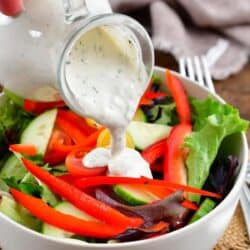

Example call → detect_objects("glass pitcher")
0 0 154 102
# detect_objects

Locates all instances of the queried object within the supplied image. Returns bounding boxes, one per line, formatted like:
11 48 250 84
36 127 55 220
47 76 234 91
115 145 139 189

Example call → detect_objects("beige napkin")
110 0 250 79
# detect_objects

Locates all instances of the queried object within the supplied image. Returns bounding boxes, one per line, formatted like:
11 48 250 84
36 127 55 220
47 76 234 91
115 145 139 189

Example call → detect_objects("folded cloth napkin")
110 0 250 79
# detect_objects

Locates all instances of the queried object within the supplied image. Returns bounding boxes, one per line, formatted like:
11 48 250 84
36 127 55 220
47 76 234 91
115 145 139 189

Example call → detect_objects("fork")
178 55 250 238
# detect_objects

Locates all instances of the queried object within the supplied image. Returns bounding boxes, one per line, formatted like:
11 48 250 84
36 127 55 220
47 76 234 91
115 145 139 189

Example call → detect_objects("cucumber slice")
41 202 97 238
127 121 172 150
114 184 158 205
20 109 57 156
133 109 147 122
189 198 216 224
0 195 41 231
41 184 60 207
0 155 27 181
0 179 9 192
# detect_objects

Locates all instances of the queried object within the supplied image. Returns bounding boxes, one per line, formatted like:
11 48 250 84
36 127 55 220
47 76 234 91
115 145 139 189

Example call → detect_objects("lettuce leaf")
0 97 33 156
185 97 249 202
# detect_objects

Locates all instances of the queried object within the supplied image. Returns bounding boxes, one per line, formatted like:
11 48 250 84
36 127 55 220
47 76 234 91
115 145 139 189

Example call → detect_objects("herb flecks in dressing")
65 26 152 178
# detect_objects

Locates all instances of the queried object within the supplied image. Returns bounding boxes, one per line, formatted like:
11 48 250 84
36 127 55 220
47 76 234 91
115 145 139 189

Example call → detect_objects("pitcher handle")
63 0 112 23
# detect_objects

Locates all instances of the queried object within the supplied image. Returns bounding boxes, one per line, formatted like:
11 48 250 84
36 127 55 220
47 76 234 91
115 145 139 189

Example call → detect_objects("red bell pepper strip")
181 200 198 211
166 70 191 124
58 110 97 135
142 221 169 234
74 176 221 199
56 115 87 144
9 144 37 156
57 174 76 184
21 158 143 228
144 91 167 100
150 161 163 173
141 139 166 165
10 188 125 238
51 128 103 155
23 100 65 115
134 184 173 199
164 124 192 185
65 147 107 177
138 82 167 107
138 97 153 106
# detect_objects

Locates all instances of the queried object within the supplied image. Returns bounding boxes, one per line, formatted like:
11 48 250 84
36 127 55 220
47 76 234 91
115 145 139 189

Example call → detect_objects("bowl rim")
0 66 248 248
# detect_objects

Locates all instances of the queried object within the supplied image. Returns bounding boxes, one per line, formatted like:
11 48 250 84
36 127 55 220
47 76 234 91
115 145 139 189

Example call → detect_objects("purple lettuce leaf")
205 155 238 196
95 187 190 230
114 221 169 242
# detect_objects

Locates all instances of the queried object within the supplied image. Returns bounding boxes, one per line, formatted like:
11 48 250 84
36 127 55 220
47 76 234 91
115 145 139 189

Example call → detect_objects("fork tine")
201 56 215 93
179 57 186 77
186 57 195 81
193 56 204 86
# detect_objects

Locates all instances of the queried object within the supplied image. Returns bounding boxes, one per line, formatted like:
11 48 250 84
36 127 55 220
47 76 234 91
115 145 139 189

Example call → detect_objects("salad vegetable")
0 70 248 243
164 124 192 185
185 97 248 202
10 188 127 238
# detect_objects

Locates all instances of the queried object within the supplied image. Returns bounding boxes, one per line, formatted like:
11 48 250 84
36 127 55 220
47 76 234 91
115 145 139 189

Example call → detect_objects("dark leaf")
95 188 190 230
205 155 238 196
3 176 42 197
3 176 19 189
19 183 43 197
115 221 169 242
153 96 169 105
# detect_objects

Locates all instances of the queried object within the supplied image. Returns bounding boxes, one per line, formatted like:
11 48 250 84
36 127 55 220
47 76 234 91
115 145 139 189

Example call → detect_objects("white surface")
0 67 248 250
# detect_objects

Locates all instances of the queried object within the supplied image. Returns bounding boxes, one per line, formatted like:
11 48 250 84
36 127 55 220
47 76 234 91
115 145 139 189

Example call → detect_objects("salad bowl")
0 66 248 250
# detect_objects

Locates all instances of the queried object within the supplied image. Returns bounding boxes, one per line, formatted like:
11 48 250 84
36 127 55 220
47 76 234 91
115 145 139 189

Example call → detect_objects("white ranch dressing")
65 26 152 178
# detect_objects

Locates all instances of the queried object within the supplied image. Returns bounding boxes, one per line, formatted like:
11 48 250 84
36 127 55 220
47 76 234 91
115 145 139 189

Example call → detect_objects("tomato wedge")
164 124 192 185
51 128 103 155
65 147 107 177
9 144 37 156
10 188 125 238
56 114 87 144
166 70 191 124
43 129 73 165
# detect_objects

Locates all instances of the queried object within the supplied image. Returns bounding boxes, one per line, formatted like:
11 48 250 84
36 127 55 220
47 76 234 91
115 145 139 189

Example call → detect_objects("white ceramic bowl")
0 67 248 250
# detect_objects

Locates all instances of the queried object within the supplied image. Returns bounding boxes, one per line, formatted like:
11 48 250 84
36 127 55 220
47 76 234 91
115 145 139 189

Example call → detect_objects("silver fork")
178 55 250 239
179 55 215 93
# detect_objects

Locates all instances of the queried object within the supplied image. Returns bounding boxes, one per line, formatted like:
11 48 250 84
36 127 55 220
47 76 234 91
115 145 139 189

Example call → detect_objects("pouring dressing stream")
62 25 153 178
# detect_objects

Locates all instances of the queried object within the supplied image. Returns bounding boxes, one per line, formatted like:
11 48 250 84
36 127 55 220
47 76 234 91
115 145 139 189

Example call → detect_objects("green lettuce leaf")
0 97 33 156
185 97 249 202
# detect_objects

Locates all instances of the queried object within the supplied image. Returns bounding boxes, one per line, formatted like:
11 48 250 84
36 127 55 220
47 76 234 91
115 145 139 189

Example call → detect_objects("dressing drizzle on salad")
64 26 152 178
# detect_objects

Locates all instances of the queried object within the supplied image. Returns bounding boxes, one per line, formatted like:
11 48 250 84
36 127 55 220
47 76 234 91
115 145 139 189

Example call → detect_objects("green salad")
0 70 248 243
